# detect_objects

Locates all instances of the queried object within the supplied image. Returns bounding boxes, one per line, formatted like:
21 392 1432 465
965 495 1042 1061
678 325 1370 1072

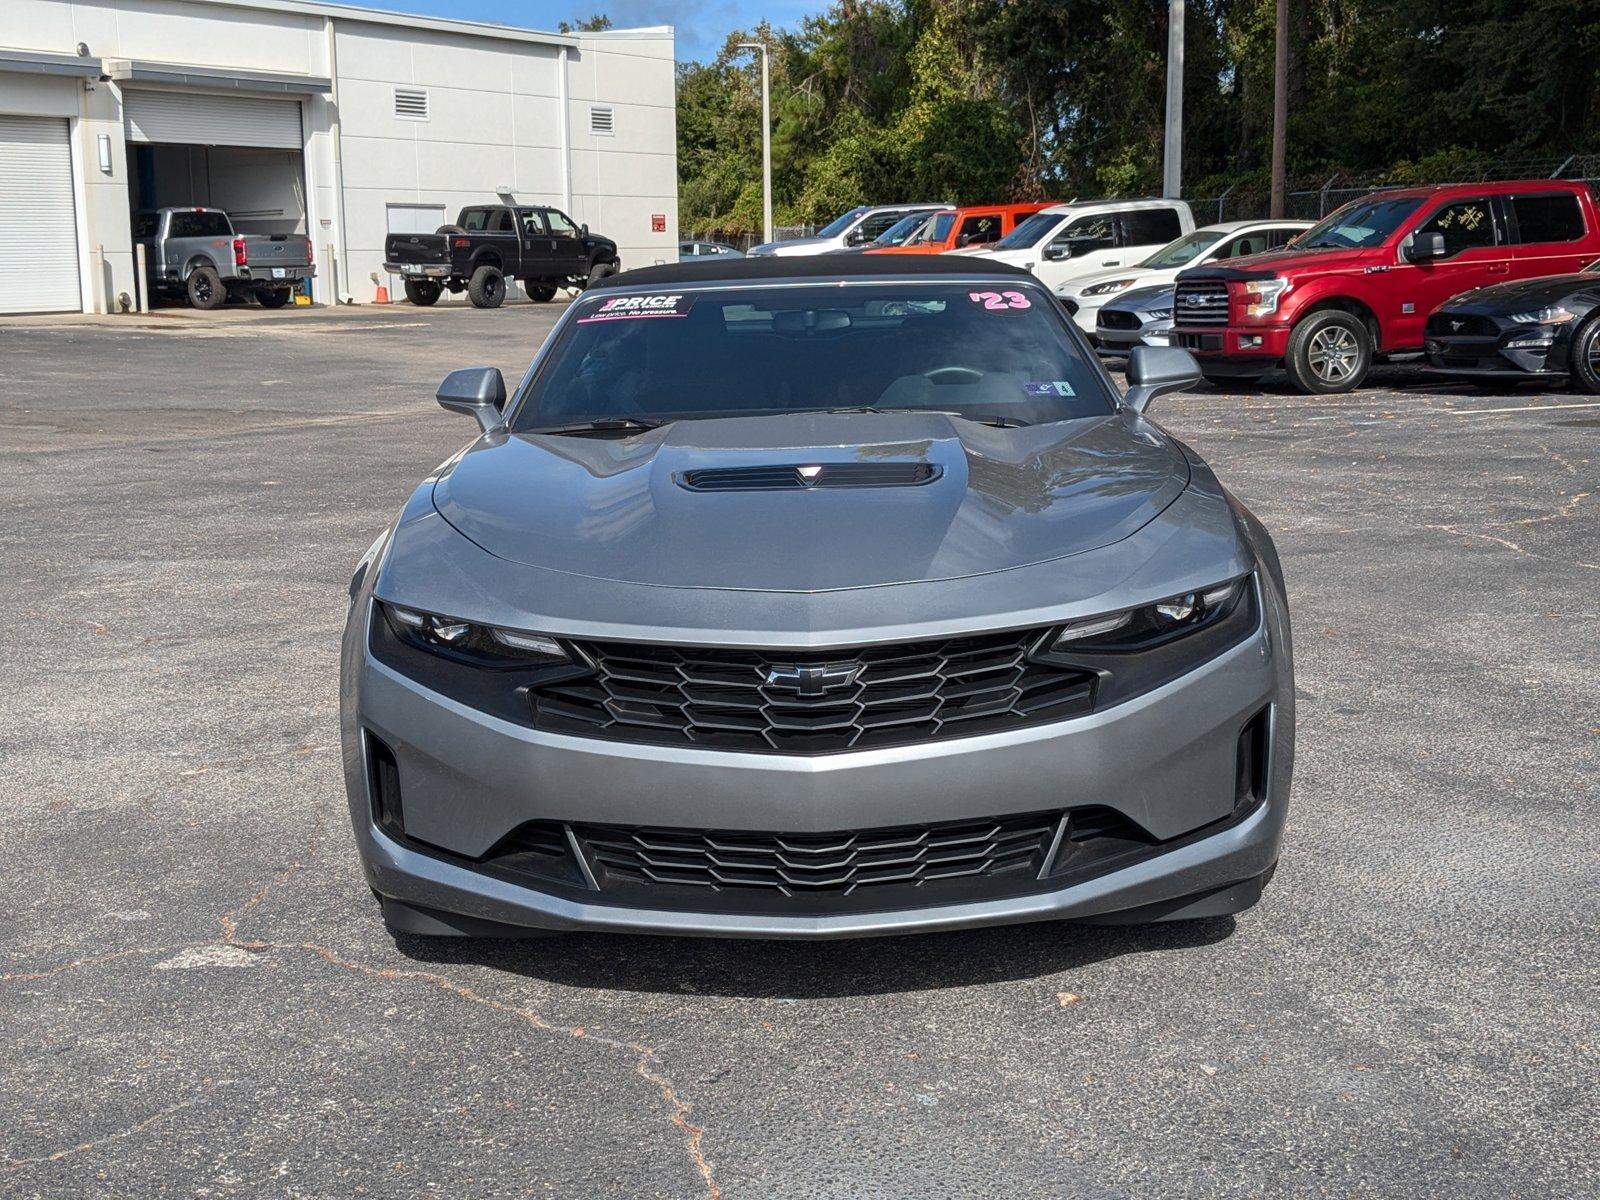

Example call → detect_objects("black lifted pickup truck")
383 204 620 308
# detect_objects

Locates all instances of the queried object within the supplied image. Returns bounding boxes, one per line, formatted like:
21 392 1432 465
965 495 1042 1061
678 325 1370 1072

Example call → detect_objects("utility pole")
737 41 773 245
1162 0 1184 198
1270 0 1288 217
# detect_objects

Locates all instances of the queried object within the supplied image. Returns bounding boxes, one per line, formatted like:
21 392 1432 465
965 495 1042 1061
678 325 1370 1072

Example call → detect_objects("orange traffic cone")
374 282 390 304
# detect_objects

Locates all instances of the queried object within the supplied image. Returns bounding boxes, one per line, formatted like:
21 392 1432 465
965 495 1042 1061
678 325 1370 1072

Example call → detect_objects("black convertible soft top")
595 253 1037 290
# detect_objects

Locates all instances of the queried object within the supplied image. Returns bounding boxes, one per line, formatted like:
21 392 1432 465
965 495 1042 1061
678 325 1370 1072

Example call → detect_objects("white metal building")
0 0 678 313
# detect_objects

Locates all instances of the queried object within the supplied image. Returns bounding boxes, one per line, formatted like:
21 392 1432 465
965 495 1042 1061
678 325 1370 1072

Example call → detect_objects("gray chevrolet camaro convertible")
340 255 1294 940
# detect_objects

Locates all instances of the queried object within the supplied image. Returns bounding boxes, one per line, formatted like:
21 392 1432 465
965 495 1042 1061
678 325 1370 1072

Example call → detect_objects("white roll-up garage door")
0 115 81 315
124 90 303 149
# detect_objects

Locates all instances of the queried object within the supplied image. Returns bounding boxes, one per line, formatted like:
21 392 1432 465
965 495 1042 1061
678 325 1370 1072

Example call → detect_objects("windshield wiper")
528 416 664 436
816 406 1029 428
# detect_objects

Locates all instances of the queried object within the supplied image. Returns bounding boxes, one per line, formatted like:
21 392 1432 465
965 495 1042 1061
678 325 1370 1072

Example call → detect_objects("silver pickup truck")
135 207 314 310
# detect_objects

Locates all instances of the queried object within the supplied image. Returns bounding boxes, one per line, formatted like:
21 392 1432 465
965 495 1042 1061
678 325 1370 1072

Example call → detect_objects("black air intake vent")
678 462 941 492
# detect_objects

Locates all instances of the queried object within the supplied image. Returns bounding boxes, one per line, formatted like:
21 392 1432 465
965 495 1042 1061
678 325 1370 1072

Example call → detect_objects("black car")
382 205 620 308
1425 258 1600 391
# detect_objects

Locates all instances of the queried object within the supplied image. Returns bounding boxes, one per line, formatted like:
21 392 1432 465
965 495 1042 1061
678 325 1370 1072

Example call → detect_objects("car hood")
1442 272 1600 311
1179 245 1377 281
431 411 1190 592
1065 266 1177 298
750 237 831 256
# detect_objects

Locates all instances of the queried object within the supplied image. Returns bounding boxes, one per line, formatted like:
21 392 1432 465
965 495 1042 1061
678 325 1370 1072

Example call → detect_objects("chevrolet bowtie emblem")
763 662 864 696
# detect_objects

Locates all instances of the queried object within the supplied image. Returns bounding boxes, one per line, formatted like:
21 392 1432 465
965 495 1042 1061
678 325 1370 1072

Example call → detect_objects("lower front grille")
458 806 1162 914
531 630 1097 755
1098 309 1140 330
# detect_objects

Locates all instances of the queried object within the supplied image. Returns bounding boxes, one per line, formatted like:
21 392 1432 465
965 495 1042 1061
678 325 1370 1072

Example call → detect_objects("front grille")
530 630 1097 754
1173 280 1231 326
455 805 1164 914
1425 312 1498 338
583 811 1059 895
1097 309 1140 330
678 462 939 492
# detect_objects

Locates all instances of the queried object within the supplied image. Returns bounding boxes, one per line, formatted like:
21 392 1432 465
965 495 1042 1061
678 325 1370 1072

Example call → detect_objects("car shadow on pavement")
392 917 1237 999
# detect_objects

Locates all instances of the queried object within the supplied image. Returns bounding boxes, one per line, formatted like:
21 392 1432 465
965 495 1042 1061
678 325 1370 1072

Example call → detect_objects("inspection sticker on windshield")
579 294 694 323
1024 380 1076 398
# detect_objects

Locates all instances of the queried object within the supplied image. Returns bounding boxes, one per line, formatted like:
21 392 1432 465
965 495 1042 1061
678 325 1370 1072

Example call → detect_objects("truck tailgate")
241 235 311 269
384 232 451 266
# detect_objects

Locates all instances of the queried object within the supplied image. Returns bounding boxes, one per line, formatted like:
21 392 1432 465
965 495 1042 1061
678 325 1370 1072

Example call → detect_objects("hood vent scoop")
678 462 941 492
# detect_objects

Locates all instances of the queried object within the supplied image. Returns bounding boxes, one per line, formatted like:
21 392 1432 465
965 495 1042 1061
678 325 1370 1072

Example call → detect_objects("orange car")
863 202 1052 255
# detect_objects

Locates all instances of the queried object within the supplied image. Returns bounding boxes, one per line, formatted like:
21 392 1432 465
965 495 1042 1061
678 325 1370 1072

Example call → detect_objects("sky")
359 0 815 63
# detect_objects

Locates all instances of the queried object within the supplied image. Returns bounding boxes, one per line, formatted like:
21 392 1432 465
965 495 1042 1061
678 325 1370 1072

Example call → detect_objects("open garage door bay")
0 116 81 315
125 90 309 241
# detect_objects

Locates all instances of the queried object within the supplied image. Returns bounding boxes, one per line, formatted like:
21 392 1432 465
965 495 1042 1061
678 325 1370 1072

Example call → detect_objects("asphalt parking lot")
2 300 1595 1199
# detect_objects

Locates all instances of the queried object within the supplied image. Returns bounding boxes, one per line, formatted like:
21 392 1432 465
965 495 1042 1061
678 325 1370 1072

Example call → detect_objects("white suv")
952 198 1194 292
747 205 945 257
1057 219 1312 335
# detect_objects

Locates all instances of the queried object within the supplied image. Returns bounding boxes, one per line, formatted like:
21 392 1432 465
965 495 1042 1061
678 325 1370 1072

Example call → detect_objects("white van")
952 198 1194 292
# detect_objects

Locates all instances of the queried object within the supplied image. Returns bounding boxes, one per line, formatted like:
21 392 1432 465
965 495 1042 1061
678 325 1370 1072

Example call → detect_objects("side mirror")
1042 245 1067 262
1123 345 1201 414
956 232 972 247
580 223 589 237
1405 231 1446 262
437 366 506 432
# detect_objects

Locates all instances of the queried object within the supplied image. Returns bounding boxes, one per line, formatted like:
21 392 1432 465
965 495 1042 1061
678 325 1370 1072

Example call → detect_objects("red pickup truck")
1171 181 1600 393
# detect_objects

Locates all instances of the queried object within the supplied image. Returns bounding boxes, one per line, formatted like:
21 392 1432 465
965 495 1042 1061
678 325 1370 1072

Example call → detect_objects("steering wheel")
923 366 984 385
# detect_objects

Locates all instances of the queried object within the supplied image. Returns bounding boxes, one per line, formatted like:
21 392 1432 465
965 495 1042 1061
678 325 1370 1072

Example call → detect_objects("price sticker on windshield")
579 294 694 323
968 290 1031 310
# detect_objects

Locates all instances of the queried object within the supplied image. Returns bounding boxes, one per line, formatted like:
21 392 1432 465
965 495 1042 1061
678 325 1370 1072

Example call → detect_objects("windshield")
1140 229 1225 269
816 206 869 239
995 212 1064 250
872 212 941 247
512 283 1117 431
910 212 958 245
1296 197 1423 250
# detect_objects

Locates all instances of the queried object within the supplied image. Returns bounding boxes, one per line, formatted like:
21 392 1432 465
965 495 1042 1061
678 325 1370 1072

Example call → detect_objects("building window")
394 88 429 121
589 105 615 136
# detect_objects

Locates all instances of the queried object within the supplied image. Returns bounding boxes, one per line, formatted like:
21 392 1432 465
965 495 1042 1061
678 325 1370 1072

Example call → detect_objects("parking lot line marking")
1440 400 1600 416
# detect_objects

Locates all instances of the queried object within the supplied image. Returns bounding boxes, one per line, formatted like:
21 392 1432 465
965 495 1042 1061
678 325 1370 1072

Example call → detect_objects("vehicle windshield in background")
1296 198 1422 249
1140 230 1225 269
871 212 940 247
994 212 1063 250
133 212 160 238
514 283 1117 431
816 207 869 239
911 212 958 244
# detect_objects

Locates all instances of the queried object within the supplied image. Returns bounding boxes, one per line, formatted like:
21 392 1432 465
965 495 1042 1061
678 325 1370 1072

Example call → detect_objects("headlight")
1147 308 1173 321
1507 305 1574 325
1049 579 1246 651
372 602 587 726
1036 577 1259 707
1083 278 1137 297
380 602 570 667
1244 278 1290 317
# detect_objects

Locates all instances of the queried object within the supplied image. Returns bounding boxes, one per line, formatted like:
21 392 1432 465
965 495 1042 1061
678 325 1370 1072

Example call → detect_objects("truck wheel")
584 260 618 289
257 287 293 309
522 281 557 303
1285 310 1372 394
186 266 225 311
1569 314 1600 394
403 279 442 307
467 265 506 309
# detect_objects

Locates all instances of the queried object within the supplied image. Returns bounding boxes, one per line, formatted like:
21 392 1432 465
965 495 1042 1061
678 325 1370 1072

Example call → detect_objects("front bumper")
341 588 1292 939
1424 326 1568 378
1172 326 1292 363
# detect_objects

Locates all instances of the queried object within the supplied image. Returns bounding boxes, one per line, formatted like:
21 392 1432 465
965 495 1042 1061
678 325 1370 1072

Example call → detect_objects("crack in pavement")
2 790 724 1199
1423 523 1600 571
4 1086 223 1172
